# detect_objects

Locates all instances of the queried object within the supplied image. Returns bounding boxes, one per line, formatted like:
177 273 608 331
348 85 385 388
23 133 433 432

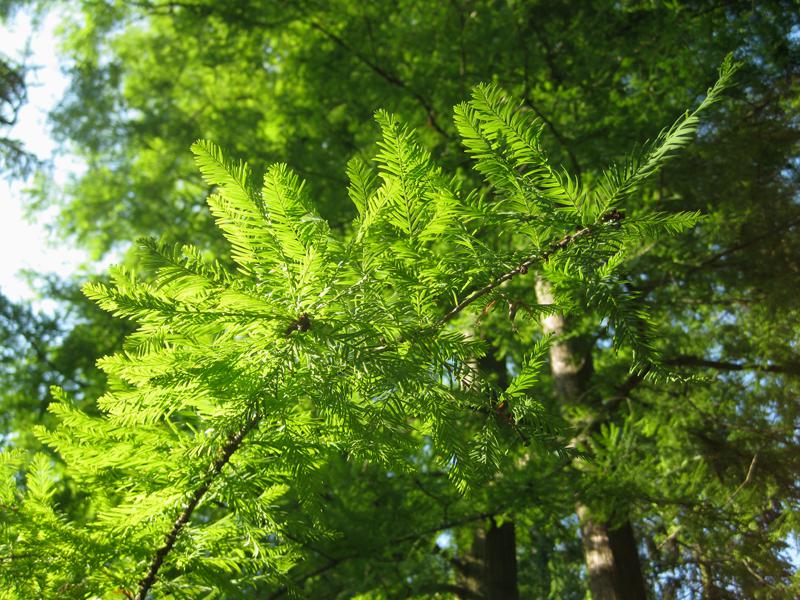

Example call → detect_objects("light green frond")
503 336 551 422
192 140 291 283
622 211 704 239
262 163 329 262
465 83 580 210
24 454 57 505
346 156 379 217
0 449 25 505
453 100 524 198
374 109 437 237
591 57 740 217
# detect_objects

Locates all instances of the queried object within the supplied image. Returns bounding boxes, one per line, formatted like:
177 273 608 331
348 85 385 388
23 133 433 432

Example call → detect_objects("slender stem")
133 415 259 600
664 355 800 376
658 453 758 550
266 510 496 599
438 224 595 325
307 20 450 140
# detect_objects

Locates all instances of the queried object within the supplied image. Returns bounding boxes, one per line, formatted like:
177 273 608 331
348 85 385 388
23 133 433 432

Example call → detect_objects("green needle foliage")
1 61 735 598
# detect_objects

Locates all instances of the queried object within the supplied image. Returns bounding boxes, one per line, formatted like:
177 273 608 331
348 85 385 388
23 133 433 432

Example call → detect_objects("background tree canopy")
0 1 798 598
0 0 38 178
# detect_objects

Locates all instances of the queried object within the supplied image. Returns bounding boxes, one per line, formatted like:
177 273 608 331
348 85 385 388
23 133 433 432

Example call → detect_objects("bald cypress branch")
134 415 260 600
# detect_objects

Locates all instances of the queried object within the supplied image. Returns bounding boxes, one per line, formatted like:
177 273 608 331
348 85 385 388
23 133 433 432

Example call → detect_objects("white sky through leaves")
0 8 90 308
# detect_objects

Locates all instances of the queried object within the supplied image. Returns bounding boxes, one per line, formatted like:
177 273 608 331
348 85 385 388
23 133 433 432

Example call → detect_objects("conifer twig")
438 217 617 325
307 20 450 139
267 509 498 599
134 415 260 600
658 453 758 551
663 355 800 376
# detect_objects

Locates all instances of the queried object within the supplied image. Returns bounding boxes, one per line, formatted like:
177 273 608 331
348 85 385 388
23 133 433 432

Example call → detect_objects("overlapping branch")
134 415 260 600
131 212 612 595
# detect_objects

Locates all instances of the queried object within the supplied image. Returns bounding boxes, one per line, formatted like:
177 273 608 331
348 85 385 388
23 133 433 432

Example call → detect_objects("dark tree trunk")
698 557 736 599
456 346 519 599
575 507 649 600
608 521 648 599
485 519 519 600
530 529 553 598
457 525 486 598
456 519 519 600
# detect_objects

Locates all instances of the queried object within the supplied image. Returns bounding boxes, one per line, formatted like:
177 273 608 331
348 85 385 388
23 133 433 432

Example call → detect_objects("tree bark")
478 348 518 600
608 520 648 599
456 525 486 598
530 529 553 598
485 518 519 600
577 505 619 600
456 518 519 600
456 346 519 599
535 278 647 600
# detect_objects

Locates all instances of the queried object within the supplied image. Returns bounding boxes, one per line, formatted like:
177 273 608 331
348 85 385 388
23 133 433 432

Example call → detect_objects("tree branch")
437 214 621 325
664 355 800 376
637 215 800 295
688 216 800 275
658 453 758 550
412 583 483 599
521 97 583 183
307 20 451 140
133 415 260 600
267 510 496 599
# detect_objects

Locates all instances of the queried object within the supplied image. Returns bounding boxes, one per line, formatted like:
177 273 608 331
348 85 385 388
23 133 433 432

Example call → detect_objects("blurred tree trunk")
456 348 519 599
536 278 647 600
485 518 519 600
457 519 519 600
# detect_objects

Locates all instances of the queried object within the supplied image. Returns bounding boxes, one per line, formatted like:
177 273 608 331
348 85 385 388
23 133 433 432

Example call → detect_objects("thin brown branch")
691 216 800 274
412 583 483 599
658 453 758 550
267 510 496 599
637 216 800 295
721 453 758 511
522 97 583 183
124 0 295 28
266 558 344 600
133 415 260 600
437 222 600 325
308 20 451 140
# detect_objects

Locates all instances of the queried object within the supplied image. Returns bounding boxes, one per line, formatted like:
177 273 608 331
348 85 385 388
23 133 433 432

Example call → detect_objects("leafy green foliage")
4 1 800 596
455 83 579 213
0 70 739 596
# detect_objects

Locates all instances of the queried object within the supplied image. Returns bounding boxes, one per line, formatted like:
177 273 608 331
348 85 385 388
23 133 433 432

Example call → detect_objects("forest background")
0 1 798 599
